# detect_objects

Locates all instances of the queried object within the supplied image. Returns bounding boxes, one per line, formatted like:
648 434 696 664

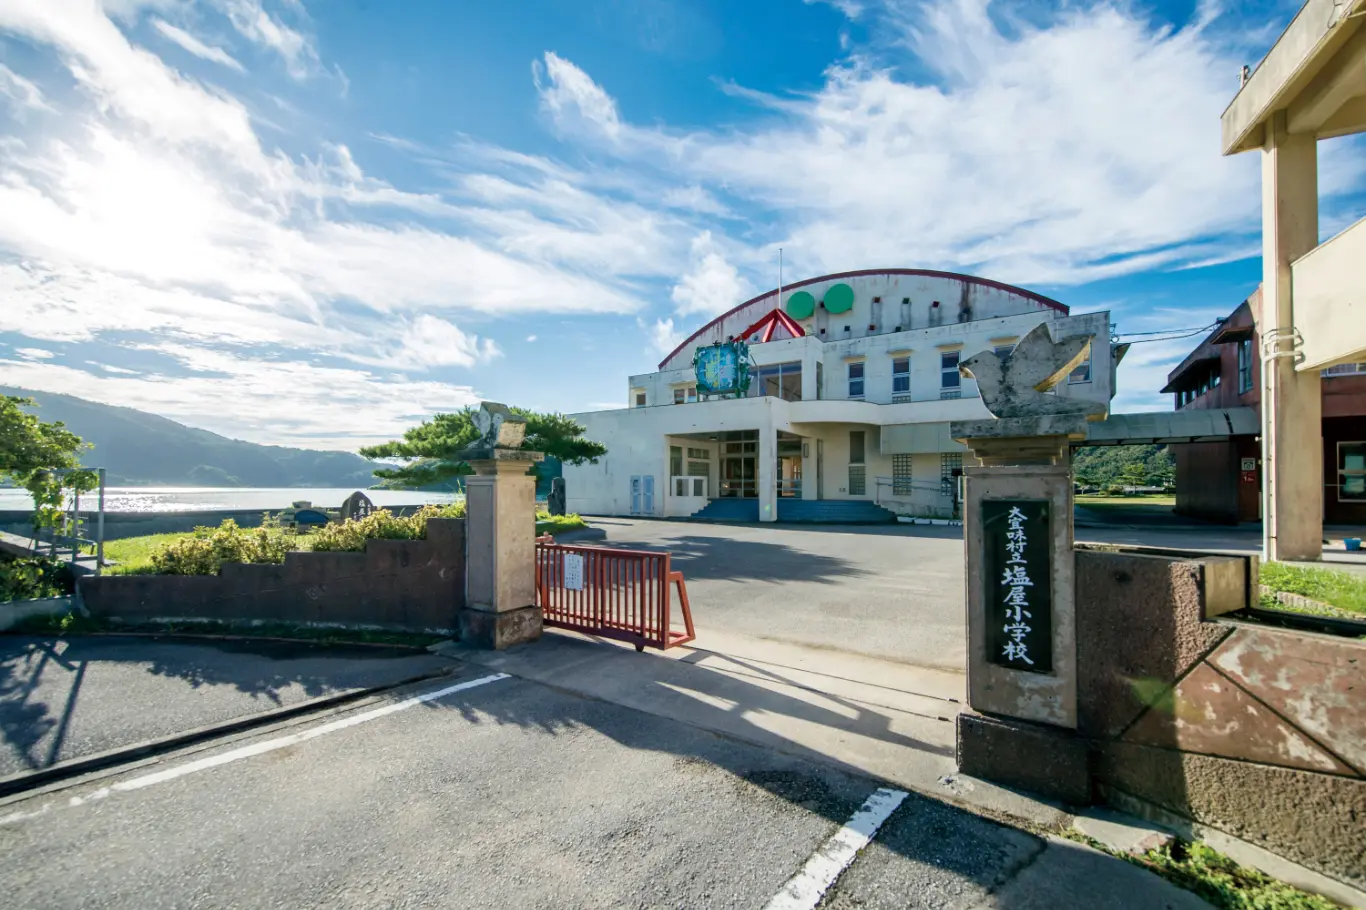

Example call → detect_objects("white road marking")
763 786 909 910
0 672 511 826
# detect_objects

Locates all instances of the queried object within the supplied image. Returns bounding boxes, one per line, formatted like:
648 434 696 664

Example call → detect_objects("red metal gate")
534 539 696 651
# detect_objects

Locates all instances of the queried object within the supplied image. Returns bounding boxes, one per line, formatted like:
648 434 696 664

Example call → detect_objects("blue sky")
0 0 1362 450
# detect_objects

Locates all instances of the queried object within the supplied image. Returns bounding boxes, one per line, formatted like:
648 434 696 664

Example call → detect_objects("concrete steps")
687 499 898 524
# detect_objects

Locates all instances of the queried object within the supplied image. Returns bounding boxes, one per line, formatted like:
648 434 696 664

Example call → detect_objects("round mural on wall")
784 290 816 320
823 283 855 314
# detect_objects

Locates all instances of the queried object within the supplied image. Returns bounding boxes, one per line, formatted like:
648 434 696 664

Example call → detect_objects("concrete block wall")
1074 547 1366 889
77 518 467 634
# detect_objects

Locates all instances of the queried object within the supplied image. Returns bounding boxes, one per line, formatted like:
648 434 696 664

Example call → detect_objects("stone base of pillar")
459 605 543 650
956 712 1092 806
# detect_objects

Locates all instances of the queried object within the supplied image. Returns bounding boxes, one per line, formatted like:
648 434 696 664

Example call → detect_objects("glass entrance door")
720 455 757 498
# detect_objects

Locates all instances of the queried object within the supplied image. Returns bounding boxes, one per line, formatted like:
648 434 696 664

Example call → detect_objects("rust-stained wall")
77 519 466 634
1076 547 1366 888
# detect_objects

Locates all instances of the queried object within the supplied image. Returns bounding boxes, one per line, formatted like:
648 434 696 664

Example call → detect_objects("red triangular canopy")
737 308 806 344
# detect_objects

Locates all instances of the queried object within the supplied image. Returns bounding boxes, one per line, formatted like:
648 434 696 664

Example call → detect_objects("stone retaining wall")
76 519 466 634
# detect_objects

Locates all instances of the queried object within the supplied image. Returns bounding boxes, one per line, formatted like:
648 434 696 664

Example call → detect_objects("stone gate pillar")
948 324 1103 804
458 403 545 650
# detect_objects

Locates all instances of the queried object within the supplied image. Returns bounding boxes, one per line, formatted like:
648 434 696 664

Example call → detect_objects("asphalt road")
0 636 453 777
590 518 969 671
587 518 1338 672
0 669 1211 910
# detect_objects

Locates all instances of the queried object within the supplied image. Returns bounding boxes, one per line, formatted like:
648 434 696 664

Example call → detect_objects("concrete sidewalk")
0 635 455 778
454 627 1065 829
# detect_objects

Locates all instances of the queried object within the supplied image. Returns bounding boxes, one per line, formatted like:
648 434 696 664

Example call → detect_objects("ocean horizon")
0 486 462 514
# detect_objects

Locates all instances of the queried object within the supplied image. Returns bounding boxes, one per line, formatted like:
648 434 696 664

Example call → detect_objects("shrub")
309 505 459 553
0 554 75 601
150 519 293 576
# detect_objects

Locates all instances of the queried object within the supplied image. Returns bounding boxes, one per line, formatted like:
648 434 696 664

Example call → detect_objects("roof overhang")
1222 0 1366 155
1161 349 1221 392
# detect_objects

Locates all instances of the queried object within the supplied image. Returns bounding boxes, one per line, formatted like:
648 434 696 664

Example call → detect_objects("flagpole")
778 247 783 312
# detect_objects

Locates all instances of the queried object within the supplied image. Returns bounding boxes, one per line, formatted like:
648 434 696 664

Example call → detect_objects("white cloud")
644 317 685 356
0 63 51 113
0 349 481 449
216 0 317 79
526 334 538 342
389 315 502 370
532 51 625 141
669 231 755 319
806 0 864 18
151 19 246 72
14 348 55 360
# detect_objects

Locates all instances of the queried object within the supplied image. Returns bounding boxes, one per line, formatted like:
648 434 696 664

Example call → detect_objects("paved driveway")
589 518 968 670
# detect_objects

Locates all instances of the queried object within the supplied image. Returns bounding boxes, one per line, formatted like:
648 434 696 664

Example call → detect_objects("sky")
0 0 1363 452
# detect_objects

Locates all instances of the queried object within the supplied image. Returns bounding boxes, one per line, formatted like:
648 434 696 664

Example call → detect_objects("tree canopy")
359 407 606 489
1 395 94 526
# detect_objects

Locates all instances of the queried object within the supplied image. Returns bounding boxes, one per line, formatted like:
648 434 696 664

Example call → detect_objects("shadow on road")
0 636 444 774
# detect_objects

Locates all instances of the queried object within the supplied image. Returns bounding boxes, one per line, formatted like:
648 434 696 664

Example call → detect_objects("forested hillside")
1072 444 1174 488
3 387 382 488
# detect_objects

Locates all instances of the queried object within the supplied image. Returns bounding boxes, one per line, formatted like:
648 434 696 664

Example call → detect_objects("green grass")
1076 493 1176 507
535 513 588 536
1259 562 1366 617
1061 831 1340 910
1140 840 1340 910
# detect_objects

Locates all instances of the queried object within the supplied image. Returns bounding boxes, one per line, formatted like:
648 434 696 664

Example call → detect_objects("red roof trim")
658 268 1069 369
737 308 806 345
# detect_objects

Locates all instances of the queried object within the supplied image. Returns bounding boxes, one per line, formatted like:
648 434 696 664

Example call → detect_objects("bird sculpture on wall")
958 323 1107 419
471 402 528 449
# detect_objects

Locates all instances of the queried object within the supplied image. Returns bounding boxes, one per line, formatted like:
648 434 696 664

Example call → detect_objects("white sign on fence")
563 552 585 591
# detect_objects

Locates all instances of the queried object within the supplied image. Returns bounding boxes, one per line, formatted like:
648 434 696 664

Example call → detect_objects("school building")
563 268 1120 523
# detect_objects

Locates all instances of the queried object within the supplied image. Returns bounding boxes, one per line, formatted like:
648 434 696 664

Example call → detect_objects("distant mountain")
3 387 382 488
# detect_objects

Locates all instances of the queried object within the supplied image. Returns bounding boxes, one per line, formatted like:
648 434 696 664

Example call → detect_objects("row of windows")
848 347 1090 400
638 345 1095 407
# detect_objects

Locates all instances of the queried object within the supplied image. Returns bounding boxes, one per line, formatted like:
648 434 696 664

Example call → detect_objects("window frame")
1237 338 1254 394
1339 441 1366 502
940 351 961 390
892 454 913 496
891 357 910 395
847 361 865 399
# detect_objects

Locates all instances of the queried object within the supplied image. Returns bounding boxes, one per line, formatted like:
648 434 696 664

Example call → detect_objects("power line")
1115 322 1221 345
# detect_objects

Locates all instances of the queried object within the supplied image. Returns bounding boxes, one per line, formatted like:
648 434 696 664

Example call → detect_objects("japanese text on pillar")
1001 506 1033 665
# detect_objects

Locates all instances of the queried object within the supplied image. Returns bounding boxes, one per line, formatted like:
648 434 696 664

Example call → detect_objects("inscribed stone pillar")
949 323 1103 802
456 403 545 650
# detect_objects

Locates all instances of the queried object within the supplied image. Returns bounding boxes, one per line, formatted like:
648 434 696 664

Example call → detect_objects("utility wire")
1115 322 1221 345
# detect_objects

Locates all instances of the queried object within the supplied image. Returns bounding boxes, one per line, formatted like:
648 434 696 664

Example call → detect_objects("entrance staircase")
688 499 898 524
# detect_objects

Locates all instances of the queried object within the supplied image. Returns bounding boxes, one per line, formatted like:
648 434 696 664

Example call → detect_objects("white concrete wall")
659 271 1069 372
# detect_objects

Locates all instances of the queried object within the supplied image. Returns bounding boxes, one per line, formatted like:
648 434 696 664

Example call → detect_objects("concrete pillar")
758 421 777 522
460 458 542 648
1261 112 1323 562
801 435 817 500
801 346 820 401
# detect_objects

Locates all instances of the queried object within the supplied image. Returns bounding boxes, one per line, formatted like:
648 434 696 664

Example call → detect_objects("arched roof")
659 268 1069 370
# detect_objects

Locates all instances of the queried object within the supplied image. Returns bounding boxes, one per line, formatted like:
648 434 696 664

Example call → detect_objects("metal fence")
534 539 696 652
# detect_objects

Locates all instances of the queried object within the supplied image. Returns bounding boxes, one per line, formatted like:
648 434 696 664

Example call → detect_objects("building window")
940 351 960 398
848 361 865 398
1068 351 1092 384
1238 338 1254 393
994 344 1015 360
670 386 696 403
940 453 962 498
1323 362 1366 376
687 461 710 477
749 362 803 401
892 455 913 495
1340 442 1366 501
673 388 685 404
686 447 709 460
892 357 910 395
849 430 865 465
670 446 682 477
633 391 646 407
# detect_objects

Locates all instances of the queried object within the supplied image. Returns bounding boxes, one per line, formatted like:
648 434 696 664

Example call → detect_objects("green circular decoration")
823 283 854 314
785 290 816 320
